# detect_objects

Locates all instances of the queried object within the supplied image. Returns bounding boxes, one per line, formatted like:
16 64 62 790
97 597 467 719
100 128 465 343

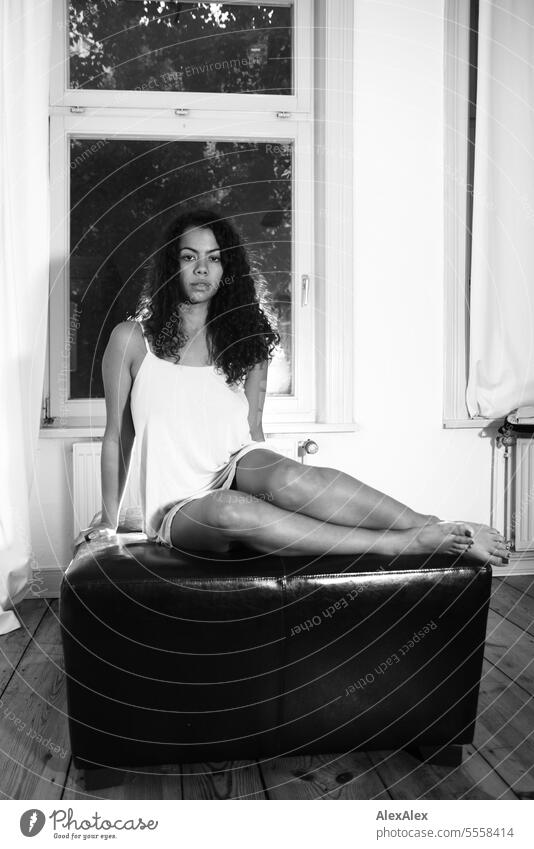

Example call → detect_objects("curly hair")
131 208 280 386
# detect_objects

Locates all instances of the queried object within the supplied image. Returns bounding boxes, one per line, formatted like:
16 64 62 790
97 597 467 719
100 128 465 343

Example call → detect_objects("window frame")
49 112 315 425
43 0 355 433
50 0 312 114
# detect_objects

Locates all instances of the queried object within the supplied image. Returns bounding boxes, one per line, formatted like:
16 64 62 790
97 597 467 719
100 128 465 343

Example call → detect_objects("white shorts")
155 439 278 548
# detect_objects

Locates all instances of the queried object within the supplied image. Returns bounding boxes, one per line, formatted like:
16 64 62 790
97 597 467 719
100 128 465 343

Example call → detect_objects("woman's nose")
194 260 208 275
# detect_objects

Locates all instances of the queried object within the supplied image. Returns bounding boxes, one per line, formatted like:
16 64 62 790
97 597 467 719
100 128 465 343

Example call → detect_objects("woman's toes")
453 534 473 546
451 522 474 538
490 555 508 567
494 553 510 564
490 532 506 543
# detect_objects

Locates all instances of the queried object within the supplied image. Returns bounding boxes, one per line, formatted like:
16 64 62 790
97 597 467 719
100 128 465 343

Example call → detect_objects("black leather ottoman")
60 536 491 776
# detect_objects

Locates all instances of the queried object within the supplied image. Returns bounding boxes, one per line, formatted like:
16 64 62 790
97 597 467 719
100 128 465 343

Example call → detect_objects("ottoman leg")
74 759 124 790
406 744 464 767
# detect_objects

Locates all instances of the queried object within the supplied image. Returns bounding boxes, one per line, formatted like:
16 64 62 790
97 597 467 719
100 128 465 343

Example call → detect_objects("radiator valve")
298 439 319 460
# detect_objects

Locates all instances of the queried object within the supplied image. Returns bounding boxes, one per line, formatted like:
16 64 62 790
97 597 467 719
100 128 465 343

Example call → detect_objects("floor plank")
0 601 70 799
0 600 48 693
63 760 183 800
490 578 534 637
367 745 515 800
181 760 266 799
258 752 390 800
475 660 534 796
454 745 518 800
485 608 534 695
367 749 452 800
504 575 534 600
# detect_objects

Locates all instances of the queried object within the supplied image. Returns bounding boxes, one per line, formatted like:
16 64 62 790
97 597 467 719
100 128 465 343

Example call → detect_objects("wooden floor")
1 576 533 800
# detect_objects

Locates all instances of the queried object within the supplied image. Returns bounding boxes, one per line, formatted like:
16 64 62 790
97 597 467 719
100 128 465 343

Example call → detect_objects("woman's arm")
244 360 269 441
100 322 137 530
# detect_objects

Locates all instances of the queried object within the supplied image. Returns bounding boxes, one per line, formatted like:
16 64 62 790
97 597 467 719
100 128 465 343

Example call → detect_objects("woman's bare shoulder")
103 321 143 369
107 320 143 346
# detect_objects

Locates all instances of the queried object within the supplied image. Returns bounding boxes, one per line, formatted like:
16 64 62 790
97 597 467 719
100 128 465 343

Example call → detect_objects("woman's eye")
181 254 194 262
210 256 221 263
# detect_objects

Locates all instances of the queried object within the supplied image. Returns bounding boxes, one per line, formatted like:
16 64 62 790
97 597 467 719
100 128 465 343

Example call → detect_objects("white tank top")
130 321 259 540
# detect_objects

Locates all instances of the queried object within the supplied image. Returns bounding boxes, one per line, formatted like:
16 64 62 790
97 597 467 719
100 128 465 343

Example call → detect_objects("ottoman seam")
64 565 488 589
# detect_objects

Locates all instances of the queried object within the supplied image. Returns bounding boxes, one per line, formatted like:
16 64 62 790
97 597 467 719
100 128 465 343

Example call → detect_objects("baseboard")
492 552 534 577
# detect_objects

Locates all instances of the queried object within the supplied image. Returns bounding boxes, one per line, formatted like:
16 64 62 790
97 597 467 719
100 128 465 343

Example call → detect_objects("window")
68 0 293 95
68 137 294 400
45 0 354 431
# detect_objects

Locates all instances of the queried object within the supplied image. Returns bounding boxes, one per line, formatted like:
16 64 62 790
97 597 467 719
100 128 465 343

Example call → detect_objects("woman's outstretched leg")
235 449 439 530
233 448 509 562
167 489 506 564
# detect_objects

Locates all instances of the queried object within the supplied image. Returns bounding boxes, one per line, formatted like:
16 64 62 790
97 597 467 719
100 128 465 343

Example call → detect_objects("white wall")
29 0 498 573
30 437 78 573
345 0 496 522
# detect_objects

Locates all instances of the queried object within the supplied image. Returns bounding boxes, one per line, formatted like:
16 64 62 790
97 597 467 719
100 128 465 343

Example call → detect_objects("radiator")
511 439 534 551
72 442 140 535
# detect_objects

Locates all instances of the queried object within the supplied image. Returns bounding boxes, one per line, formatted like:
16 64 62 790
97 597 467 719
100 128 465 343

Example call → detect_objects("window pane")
69 137 292 399
69 1 293 95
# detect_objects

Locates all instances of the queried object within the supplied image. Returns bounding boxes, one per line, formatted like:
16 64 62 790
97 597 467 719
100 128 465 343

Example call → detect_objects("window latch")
276 111 291 119
70 106 85 114
42 396 55 426
174 108 190 117
301 274 310 307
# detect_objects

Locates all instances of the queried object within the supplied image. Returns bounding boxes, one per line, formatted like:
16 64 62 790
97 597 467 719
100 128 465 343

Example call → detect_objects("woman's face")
176 226 224 304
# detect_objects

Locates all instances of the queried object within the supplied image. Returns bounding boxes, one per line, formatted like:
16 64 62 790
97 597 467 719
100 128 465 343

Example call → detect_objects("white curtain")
466 0 534 418
0 0 52 634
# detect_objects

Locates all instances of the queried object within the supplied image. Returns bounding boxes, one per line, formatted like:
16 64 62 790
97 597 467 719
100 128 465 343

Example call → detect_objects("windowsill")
442 417 505 429
40 418 508 436
39 421 360 439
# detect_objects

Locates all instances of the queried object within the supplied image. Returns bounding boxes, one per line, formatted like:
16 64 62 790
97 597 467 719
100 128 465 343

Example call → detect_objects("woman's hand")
73 522 117 553
83 523 117 543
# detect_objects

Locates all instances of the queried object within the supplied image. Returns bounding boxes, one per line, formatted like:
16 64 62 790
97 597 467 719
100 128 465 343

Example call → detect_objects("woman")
87 208 509 565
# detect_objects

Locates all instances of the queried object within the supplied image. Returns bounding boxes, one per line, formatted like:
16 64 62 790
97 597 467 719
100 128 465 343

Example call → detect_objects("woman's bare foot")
421 514 441 525
459 523 510 566
461 521 506 542
393 521 476 556
418 517 509 565
461 542 508 566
